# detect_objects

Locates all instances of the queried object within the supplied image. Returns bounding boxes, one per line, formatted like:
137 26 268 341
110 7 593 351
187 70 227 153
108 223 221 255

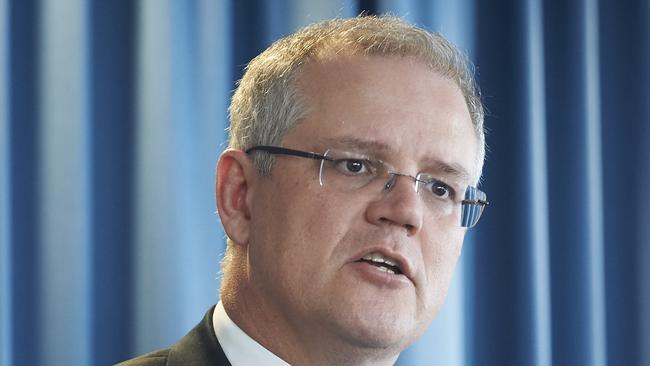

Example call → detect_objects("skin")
216 55 478 365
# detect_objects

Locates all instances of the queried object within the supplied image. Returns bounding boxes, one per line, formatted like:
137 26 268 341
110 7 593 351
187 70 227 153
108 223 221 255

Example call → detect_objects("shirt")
213 300 291 366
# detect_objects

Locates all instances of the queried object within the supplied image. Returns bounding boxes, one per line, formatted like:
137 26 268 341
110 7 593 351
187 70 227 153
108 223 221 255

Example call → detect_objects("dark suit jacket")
115 306 231 366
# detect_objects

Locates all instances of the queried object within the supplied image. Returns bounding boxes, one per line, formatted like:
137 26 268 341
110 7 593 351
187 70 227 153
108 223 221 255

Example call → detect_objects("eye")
334 159 372 175
422 178 454 200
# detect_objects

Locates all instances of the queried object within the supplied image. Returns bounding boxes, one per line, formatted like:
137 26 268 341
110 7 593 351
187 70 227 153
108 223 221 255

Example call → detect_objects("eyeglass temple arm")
245 146 331 161
461 198 489 206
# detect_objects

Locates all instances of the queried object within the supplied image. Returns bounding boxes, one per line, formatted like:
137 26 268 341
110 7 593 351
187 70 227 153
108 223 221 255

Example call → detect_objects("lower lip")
349 261 413 289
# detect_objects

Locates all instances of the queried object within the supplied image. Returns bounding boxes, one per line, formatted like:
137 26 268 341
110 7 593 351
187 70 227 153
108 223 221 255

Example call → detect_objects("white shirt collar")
213 300 291 366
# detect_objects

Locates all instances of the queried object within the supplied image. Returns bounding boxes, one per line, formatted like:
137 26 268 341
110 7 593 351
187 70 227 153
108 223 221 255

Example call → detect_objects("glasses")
246 145 488 228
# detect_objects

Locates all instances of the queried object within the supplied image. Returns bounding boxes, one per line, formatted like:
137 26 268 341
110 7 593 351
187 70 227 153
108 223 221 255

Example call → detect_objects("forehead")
286 55 479 180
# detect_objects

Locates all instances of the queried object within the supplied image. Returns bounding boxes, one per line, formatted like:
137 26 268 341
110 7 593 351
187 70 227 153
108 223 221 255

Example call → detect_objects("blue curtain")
1 0 648 365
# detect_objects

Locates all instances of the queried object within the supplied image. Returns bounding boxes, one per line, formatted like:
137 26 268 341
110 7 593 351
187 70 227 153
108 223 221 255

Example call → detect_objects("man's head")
216 16 485 365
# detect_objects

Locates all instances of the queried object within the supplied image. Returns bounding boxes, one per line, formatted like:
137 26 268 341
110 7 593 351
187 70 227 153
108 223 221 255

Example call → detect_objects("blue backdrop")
1 0 648 365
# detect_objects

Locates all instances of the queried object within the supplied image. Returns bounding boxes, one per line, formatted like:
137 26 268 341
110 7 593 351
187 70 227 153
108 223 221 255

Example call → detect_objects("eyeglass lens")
318 150 486 228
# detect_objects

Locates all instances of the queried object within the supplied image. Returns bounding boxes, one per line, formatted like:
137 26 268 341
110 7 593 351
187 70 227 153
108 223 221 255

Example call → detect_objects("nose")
365 174 424 236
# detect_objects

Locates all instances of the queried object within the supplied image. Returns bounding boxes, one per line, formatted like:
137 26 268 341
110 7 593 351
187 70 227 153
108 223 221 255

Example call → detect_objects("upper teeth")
362 252 398 267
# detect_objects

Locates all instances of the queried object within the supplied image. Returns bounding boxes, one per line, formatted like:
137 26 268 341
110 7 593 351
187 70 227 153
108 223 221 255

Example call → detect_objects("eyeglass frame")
245 145 488 227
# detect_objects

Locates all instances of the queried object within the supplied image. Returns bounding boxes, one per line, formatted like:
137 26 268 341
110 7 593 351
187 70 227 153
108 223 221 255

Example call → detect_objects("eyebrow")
319 136 392 154
425 159 473 186
318 136 474 185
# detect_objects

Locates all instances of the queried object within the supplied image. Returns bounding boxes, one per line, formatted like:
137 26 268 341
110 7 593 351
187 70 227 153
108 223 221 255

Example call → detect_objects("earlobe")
216 149 254 246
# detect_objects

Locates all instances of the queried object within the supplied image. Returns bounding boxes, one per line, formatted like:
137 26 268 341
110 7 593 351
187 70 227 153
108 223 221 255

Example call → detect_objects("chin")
330 305 420 351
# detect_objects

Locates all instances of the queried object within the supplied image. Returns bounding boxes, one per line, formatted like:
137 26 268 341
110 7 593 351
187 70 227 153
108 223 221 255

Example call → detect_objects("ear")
216 149 255 247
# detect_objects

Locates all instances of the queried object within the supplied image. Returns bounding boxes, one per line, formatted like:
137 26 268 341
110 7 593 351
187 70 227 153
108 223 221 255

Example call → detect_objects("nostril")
383 217 415 234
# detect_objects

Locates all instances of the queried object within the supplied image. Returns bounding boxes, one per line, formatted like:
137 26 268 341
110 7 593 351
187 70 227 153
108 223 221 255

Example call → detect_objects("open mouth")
355 251 403 275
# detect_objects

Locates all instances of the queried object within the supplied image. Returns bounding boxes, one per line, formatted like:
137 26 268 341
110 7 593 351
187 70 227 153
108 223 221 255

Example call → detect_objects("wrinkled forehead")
286 56 481 182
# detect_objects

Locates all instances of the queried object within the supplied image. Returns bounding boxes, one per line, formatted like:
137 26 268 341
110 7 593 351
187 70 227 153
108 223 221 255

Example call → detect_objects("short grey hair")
227 15 485 178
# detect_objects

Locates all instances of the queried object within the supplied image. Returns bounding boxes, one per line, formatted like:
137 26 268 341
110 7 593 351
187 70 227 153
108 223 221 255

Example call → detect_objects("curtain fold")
6 1 42 365
89 0 136 362
39 1 91 364
1 0 648 365
523 1 552 365
0 1 9 365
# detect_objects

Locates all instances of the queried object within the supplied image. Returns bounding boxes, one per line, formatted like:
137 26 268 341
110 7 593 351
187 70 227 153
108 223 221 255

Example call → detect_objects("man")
118 15 488 366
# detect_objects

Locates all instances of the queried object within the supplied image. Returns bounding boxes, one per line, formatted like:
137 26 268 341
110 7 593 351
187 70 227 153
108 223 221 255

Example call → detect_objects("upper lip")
351 246 415 284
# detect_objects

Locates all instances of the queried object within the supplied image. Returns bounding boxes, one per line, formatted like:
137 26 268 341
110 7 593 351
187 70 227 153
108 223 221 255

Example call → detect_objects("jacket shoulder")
113 305 229 366
114 349 170 366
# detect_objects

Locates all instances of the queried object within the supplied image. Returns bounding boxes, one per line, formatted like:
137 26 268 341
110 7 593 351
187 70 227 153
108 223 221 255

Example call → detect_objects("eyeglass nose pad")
384 173 398 191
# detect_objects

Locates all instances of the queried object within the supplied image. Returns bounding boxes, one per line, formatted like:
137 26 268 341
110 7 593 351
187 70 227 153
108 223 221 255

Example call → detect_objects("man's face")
246 55 478 352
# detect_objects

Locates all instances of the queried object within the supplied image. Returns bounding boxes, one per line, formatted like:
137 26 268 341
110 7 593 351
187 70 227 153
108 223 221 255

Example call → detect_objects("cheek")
420 229 465 300
250 174 352 267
